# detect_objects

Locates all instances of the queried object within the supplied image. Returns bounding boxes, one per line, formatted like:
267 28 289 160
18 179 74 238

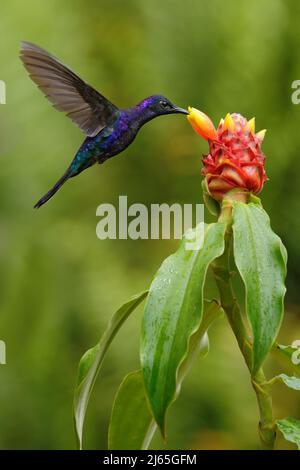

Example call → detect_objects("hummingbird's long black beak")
173 106 189 115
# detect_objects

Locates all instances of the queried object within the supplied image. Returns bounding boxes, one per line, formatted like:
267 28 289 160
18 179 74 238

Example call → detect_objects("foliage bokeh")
0 0 300 449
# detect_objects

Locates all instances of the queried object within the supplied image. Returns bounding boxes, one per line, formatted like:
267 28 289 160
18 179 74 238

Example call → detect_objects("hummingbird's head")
137 95 188 121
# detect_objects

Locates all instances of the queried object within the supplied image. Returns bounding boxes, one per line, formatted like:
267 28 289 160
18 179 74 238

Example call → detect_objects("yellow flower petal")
256 129 267 141
187 107 217 141
245 117 255 133
223 113 236 132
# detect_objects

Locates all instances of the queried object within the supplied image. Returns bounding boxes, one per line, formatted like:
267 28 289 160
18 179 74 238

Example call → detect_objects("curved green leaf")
277 374 300 391
108 370 156 450
277 417 300 449
232 202 287 375
275 344 300 376
176 299 223 396
73 290 148 449
141 222 226 435
202 180 220 216
109 301 223 449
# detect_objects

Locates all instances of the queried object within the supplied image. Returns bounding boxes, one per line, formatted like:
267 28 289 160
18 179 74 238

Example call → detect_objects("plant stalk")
212 225 276 450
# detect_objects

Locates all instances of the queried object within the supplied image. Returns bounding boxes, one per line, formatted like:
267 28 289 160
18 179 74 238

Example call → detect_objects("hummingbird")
20 42 188 208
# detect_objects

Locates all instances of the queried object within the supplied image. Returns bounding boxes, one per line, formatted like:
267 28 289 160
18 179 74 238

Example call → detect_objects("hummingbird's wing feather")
20 41 119 137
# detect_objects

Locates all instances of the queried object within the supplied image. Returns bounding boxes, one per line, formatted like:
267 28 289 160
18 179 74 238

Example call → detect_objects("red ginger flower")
188 108 267 201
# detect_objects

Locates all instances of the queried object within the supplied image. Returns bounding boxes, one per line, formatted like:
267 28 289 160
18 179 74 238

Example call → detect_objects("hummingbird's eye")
160 100 170 109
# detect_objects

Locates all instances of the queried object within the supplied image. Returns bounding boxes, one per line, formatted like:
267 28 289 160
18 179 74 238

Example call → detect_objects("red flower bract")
188 109 267 201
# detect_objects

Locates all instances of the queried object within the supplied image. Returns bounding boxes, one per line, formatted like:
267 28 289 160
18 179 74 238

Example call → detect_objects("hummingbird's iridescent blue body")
20 42 188 207
71 98 158 174
71 110 133 174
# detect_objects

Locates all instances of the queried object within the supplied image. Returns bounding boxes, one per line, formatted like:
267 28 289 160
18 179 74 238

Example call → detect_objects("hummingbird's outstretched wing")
20 41 119 137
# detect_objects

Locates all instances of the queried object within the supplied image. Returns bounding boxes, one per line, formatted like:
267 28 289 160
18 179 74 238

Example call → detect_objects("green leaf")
109 301 223 449
108 371 155 450
232 202 287 375
202 180 220 216
248 193 263 206
141 222 226 435
73 290 148 449
176 299 223 395
277 374 300 390
275 344 300 376
277 417 300 449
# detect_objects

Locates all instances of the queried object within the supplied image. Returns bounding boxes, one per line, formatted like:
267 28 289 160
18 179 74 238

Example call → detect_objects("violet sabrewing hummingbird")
20 42 188 208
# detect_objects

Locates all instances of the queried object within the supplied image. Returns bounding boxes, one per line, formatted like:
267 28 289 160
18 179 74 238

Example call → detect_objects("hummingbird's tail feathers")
34 168 72 208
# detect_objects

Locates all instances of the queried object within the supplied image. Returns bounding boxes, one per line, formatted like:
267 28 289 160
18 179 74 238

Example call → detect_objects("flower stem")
212 228 276 450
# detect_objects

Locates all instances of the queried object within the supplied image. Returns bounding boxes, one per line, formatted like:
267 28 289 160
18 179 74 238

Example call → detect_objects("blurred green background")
0 0 300 450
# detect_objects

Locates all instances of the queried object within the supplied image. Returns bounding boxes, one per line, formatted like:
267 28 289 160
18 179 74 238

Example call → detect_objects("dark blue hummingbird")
20 42 188 208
